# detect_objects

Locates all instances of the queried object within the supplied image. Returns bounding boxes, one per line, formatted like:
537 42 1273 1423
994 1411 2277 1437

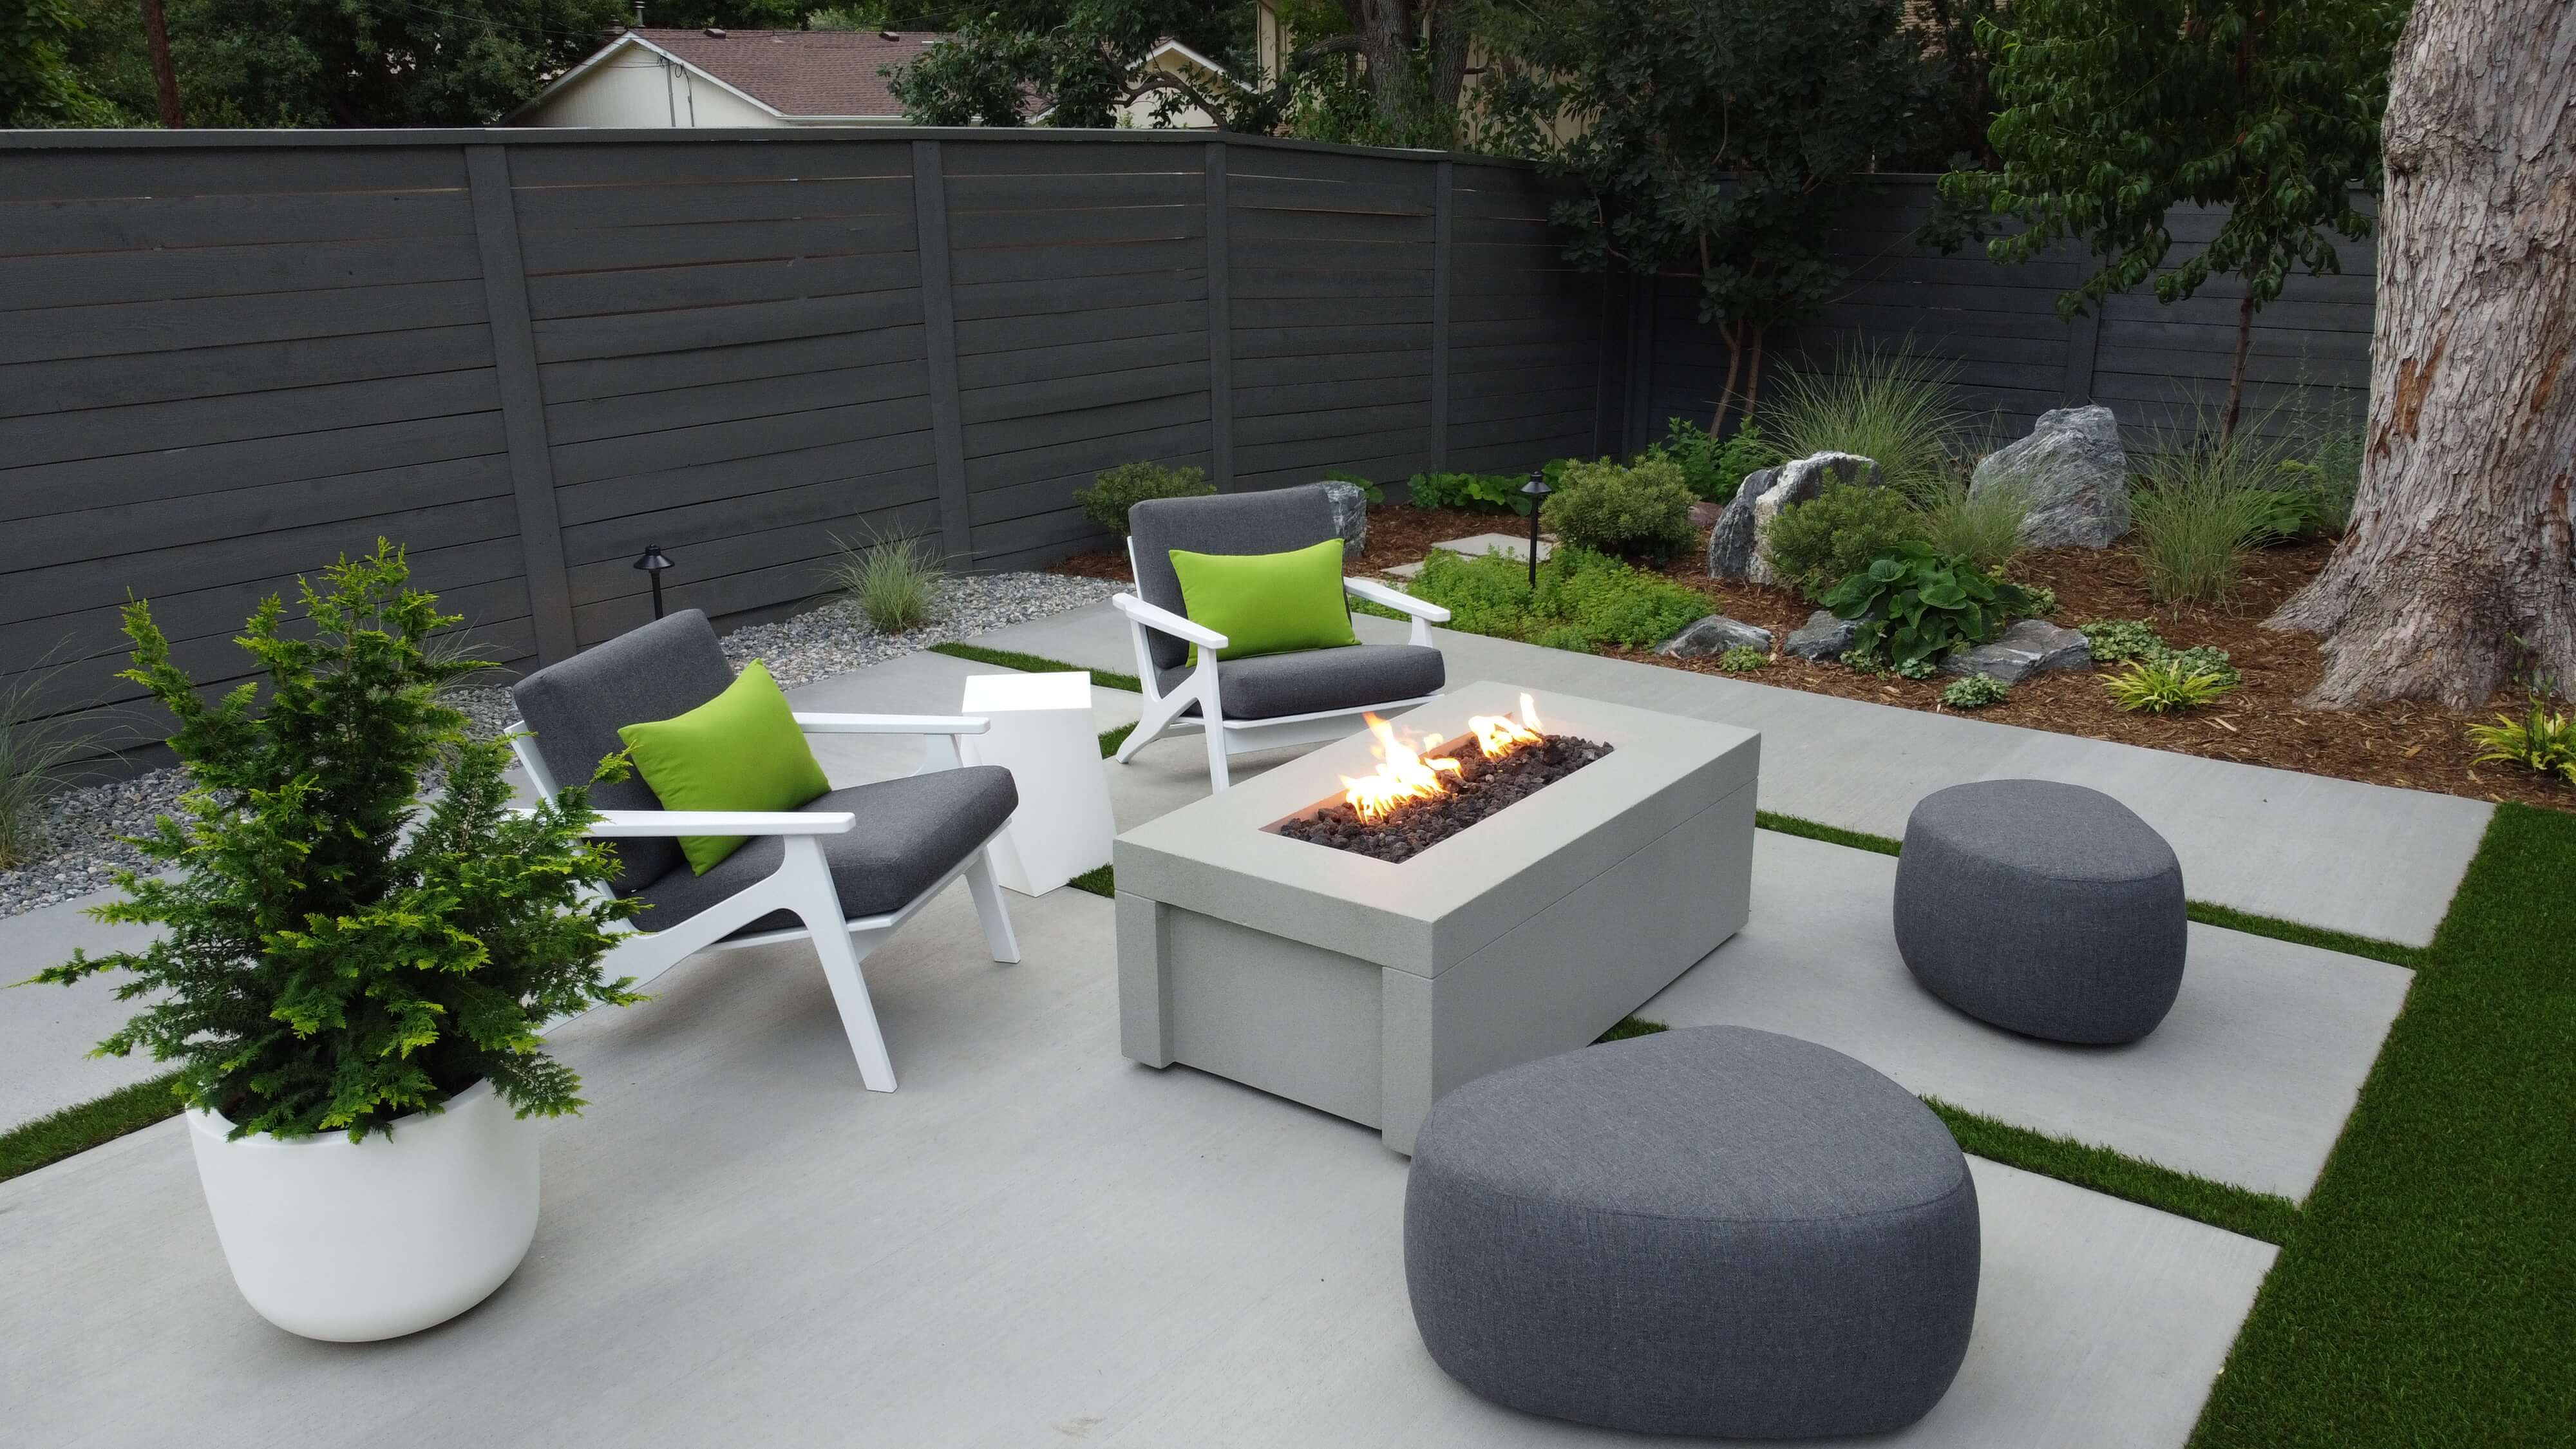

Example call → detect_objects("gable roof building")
513 28 939 128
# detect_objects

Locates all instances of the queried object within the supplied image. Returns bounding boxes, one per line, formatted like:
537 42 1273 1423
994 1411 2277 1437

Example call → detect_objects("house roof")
526 28 942 120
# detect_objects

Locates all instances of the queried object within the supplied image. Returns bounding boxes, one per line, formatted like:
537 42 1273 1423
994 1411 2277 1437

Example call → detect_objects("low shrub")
828 528 944 633
1541 455 1700 562
2466 699 2576 783
1941 673 2011 709
2104 656 2240 713
1768 343 1969 504
1408 545 1708 654
1763 484 1929 601
1716 645 1769 672
1818 542 2045 673
1405 469 1532 514
1650 417 1785 504
1074 461 1215 536
1922 476 2031 571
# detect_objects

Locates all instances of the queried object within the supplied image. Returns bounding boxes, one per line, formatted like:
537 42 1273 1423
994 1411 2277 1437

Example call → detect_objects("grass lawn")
0 1072 183 1184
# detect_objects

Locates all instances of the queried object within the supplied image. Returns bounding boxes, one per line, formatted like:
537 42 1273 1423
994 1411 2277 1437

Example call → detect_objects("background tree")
2266 0 2576 710
886 0 1264 128
1482 0 1929 433
1939 0 2401 440
3 0 119 125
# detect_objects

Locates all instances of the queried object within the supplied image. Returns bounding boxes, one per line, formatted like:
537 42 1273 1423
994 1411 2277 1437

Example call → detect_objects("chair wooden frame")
1111 537 1451 789
509 713 1019 1093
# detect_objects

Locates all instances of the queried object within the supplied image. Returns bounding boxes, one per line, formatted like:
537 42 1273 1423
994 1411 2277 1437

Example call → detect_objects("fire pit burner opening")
1273 697 1613 863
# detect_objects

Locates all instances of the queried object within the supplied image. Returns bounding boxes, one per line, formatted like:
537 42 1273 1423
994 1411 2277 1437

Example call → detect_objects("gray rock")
1940 619 2092 684
1708 452 1884 583
1783 611 1862 662
1655 614 1774 659
1318 480 1370 555
1970 405 2131 548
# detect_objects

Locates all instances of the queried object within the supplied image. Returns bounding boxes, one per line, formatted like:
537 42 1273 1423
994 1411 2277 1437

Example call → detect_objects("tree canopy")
1938 0 2403 437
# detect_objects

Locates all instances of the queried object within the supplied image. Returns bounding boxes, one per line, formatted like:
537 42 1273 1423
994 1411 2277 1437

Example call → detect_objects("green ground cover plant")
1404 470 1533 514
927 643 1142 696
1540 455 1699 562
1762 483 1930 601
1072 462 1215 536
2465 696 2576 784
1407 546 1708 654
1716 645 1769 673
1940 673 2011 709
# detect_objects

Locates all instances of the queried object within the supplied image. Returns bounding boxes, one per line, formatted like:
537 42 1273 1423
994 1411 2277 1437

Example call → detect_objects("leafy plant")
2080 618 2170 663
0 650 96 871
1650 417 1785 503
29 545 641 1141
1717 645 1770 672
1768 344 1971 504
1073 461 1215 536
1405 469 1533 515
1541 455 1700 562
2104 656 2241 713
1408 545 1708 654
1942 673 2012 708
2003 580 2059 620
1318 468 1387 504
2130 433 2289 603
2466 701 2576 784
1819 542 2042 672
1762 482 1929 600
1895 656 1940 680
827 527 945 634
1922 474 2031 569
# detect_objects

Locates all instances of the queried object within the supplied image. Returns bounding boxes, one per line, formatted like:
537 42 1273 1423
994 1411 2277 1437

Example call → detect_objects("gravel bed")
0 573 1117 922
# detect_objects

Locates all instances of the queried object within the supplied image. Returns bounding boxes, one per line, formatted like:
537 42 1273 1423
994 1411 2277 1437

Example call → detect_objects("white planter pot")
187 1078 539 1342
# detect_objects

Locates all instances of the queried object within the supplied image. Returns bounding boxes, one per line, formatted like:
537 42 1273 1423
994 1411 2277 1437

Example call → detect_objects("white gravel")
0 573 1117 922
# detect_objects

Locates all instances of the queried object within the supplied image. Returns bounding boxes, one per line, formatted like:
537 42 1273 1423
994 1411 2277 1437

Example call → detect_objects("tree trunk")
140 0 184 128
2221 289 2255 442
2264 0 2576 710
1712 320 1744 436
1426 0 1468 124
1352 0 1416 126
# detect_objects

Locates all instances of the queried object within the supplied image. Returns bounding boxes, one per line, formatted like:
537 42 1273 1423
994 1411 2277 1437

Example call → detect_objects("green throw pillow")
617 658 830 875
1167 538 1358 667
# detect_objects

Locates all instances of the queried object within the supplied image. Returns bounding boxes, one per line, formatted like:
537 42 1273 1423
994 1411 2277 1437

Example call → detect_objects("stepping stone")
1383 561 1425 579
1433 533 1551 564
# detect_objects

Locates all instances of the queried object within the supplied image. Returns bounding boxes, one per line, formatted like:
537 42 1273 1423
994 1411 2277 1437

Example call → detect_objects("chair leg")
963 847 1022 963
1115 688 1185 766
783 837 898 1092
1203 715 1231 790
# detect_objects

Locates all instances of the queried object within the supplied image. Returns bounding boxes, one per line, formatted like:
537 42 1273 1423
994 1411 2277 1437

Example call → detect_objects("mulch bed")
1274 734 1615 864
1053 506 2575 814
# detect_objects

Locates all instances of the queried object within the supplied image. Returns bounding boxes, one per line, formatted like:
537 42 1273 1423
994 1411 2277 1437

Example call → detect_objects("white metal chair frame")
509 713 1020 1094
1110 537 1452 789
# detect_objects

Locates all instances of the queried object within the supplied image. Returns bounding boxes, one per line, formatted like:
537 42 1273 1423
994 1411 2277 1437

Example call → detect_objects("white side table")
958 670 1117 896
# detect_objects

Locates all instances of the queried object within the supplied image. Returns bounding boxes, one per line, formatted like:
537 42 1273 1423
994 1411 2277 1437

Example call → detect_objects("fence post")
464 145 579 667
1205 141 1235 491
1430 159 1454 474
2063 308 2103 404
1623 273 1658 455
911 140 972 563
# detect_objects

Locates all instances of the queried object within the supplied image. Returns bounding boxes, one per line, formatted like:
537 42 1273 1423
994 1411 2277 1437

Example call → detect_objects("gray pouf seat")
1404 1027 1980 1439
1894 779 2186 1044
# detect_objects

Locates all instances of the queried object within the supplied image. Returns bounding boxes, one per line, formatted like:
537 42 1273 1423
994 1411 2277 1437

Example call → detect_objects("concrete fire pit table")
1115 681 1759 1154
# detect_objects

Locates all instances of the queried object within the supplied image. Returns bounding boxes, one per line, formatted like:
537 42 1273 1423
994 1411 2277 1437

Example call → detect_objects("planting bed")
1274 733 1613 863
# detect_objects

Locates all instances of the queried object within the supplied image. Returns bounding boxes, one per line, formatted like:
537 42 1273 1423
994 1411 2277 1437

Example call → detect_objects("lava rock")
1784 611 1863 662
1708 452 1884 583
1971 405 2131 548
1656 614 1775 659
1940 619 2093 684
1278 735 1614 864
1318 480 1370 555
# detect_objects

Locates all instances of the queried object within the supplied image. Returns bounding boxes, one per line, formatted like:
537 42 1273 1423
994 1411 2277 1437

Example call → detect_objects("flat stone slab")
1645 831 2412 1200
1434 533 1551 564
1 883 2274 1449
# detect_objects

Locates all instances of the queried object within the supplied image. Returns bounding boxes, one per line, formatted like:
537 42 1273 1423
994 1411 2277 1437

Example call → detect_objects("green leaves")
1819 541 2043 670
30 542 638 1141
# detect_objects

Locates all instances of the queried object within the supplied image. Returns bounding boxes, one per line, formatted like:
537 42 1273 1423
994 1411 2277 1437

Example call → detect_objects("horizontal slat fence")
0 128 1611 758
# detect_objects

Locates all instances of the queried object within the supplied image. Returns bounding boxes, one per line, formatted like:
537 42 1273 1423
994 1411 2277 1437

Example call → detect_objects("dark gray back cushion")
511 609 737 893
1128 485 1338 671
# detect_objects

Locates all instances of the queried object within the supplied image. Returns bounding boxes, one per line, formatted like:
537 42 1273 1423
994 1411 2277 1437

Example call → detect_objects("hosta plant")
31 545 641 1141
2104 656 2240 714
1818 543 2049 673
2466 700 2576 784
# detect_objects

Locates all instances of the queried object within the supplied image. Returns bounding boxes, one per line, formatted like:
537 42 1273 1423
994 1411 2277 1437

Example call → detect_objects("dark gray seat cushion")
630 766 1018 936
1155 643 1444 721
509 609 734 893
1405 1026 1980 1439
1894 779 2187 1044
1127 484 1347 674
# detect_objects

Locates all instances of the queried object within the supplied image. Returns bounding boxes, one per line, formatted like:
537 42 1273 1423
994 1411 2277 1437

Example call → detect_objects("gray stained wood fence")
1 138 2372 759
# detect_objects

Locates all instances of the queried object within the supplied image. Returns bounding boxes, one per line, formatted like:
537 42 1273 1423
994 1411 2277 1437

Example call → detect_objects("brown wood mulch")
1051 507 2575 814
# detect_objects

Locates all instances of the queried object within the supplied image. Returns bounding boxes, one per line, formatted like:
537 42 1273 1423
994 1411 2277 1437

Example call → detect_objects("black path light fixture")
634 544 674 619
1520 469 1551 591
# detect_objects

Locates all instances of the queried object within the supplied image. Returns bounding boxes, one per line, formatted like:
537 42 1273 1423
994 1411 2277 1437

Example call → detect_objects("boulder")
1688 500 1727 531
1783 611 1862 663
1970 406 2130 548
1940 619 2092 684
1656 614 1774 660
1318 480 1370 555
1708 452 1884 584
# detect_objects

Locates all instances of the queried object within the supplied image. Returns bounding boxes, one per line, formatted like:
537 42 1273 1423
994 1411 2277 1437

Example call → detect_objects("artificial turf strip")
928 642 1142 695
1595 1014 1669 1043
1756 809 1902 855
0 1071 184 1186
1922 1095 2301 1246
2188 803 2576 1448
1068 865 1114 898
1097 723 1135 759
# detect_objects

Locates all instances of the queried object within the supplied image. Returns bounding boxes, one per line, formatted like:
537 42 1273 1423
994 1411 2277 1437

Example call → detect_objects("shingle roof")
632 28 939 118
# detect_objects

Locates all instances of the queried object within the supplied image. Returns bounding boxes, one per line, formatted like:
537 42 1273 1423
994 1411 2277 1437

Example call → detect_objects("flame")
1338 696 1549 824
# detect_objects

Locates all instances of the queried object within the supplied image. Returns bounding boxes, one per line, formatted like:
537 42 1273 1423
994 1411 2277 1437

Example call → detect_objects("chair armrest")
795 713 989 735
582 809 857 838
1344 576 1450 624
1113 592 1227 650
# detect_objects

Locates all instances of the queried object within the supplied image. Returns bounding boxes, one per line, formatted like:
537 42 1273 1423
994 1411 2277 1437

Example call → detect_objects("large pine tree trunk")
2266 0 2576 709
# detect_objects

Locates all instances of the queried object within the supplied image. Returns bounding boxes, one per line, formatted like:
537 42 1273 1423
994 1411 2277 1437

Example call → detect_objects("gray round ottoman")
1894 779 2187 1044
1403 1026 1979 1439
